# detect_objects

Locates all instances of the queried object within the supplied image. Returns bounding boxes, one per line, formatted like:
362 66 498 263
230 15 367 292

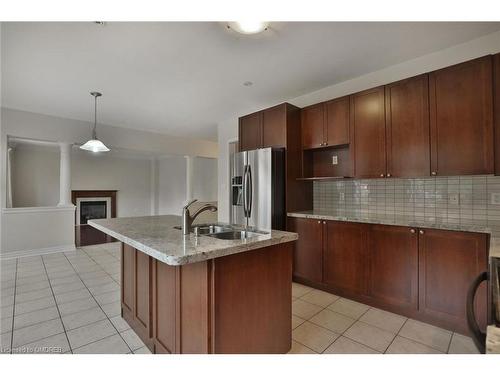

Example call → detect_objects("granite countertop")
288 209 500 354
88 215 297 266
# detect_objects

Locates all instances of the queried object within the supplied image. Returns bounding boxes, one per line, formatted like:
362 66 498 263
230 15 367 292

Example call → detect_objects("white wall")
193 157 218 202
217 30 500 222
158 156 187 215
9 144 153 217
1 206 75 258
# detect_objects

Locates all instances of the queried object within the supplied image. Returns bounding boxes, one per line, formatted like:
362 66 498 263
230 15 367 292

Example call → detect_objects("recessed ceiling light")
94 21 106 26
227 21 268 35
243 81 253 87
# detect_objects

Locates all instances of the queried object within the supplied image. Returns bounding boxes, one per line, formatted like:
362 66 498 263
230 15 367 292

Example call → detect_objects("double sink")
174 224 268 240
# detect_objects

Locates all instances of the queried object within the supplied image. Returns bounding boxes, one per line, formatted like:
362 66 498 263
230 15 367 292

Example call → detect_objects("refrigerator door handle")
243 165 249 218
247 164 253 218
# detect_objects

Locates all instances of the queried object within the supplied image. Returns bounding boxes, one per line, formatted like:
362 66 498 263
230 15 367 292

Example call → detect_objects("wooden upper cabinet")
429 56 494 176
323 221 369 296
287 217 323 282
262 104 287 148
301 103 325 149
239 112 262 152
494 53 500 175
368 225 418 310
385 75 430 178
351 86 387 178
418 228 488 333
325 96 350 146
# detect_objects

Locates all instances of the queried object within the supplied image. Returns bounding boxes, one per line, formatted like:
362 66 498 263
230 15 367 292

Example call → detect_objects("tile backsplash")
313 175 500 234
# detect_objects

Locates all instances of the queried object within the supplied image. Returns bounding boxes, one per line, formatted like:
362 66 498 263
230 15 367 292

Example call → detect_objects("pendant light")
80 91 110 152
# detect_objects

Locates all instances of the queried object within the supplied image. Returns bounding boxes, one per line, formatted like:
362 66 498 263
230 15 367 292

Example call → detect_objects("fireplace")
72 190 117 247
76 197 112 225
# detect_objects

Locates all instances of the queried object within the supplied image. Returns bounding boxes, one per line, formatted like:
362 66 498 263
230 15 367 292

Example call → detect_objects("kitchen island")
88 215 298 354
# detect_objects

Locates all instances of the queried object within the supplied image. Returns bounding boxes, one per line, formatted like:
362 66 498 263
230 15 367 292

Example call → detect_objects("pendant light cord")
92 94 98 140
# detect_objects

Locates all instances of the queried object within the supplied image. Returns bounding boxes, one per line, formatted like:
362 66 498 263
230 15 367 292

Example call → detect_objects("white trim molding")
0 244 76 260
2 205 75 214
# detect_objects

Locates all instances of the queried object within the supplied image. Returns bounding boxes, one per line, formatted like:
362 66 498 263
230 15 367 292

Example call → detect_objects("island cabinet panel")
429 56 494 176
323 221 370 296
122 241 294 354
287 217 323 282
239 112 262 152
262 104 287 148
151 260 177 354
418 228 488 333
121 244 134 315
121 244 153 351
494 53 500 175
351 86 387 178
385 75 430 178
301 103 325 149
213 243 293 354
325 96 350 147
368 225 418 310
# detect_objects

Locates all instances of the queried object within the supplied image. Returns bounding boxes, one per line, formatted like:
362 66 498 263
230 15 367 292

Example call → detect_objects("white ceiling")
2 22 500 141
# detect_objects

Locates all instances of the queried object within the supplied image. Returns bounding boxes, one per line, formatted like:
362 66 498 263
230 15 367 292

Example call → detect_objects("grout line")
40 255 73 354
62 248 135 353
8 258 18 354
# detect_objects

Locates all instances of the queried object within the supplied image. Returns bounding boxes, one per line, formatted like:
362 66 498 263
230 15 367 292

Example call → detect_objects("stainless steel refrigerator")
230 147 285 231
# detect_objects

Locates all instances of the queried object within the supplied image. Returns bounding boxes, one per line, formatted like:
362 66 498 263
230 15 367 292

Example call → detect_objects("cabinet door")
386 75 430 177
324 221 369 295
301 103 325 149
494 53 500 175
368 225 418 310
262 104 286 148
351 86 387 178
429 56 494 176
152 260 177 353
239 112 262 151
287 217 323 282
418 229 488 332
121 243 135 316
134 250 152 338
325 96 349 146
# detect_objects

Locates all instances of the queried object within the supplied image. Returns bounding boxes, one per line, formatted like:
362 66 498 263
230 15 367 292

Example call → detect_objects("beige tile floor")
0 242 480 354
0 243 150 354
290 283 480 354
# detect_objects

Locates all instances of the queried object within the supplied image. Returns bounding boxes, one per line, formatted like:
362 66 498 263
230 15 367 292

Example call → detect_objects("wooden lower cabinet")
368 225 418 311
418 228 488 332
287 217 323 282
323 221 369 296
291 218 489 335
122 242 293 353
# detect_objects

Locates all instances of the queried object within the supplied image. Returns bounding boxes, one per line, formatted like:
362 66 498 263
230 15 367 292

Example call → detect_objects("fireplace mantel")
71 190 117 218
71 190 118 247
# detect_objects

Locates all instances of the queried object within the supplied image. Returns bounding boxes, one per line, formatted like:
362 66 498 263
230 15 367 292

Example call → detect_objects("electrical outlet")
332 155 338 165
491 193 500 205
448 193 459 205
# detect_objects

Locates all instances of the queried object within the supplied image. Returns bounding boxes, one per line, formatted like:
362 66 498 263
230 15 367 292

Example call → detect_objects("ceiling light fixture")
80 92 110 153
227 21 268 35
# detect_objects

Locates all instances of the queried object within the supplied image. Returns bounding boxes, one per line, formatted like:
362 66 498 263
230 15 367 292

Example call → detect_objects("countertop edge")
88 219 298 266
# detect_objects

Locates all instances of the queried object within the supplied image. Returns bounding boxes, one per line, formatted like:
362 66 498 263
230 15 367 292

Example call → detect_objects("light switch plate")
448 193 459 205
491 193 500 205
332 155 338 165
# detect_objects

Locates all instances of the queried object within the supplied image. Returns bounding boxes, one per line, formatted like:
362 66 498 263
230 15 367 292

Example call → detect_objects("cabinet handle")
419 230 425 234
431 171 437 176
324 142 328 146
387 173 391 177
319 143 323 146
323 221 326 225
380 174 385 178
317 220 321 224
410 229 416 234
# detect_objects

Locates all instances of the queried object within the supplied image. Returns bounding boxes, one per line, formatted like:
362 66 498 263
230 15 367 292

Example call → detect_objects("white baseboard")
0 244 76 260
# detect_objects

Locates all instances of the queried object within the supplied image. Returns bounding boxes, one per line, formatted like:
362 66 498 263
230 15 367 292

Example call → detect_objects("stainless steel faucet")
182 199 218 235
